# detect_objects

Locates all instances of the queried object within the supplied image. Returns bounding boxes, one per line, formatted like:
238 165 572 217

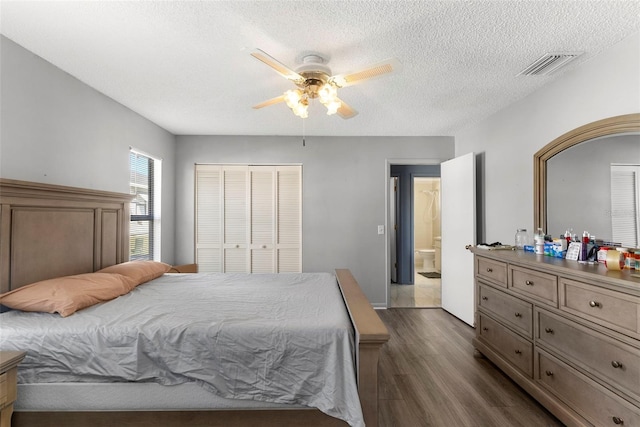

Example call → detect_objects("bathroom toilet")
417 249 436 271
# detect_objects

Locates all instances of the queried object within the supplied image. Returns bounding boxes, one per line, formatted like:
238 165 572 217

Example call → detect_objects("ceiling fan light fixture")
325 100 341 116
292 98 309 118
318 82 341 115
318 83 337 103
284 89 303 108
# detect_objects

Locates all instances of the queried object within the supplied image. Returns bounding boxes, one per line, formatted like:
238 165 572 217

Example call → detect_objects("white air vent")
518 52 583 76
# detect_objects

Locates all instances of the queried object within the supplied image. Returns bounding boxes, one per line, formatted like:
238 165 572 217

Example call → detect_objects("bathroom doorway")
413 177 441 307
389 164 441 308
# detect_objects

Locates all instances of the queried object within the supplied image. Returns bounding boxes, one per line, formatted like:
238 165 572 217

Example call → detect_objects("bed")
0 178 389 427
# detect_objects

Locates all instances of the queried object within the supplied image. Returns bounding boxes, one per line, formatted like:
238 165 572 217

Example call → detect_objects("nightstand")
0 351 25 427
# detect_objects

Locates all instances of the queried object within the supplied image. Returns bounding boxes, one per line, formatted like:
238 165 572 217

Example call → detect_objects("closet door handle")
589 301 601 308
611 361 623 369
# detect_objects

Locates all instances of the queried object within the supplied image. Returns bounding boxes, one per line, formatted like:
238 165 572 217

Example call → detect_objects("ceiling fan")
251 49 400 119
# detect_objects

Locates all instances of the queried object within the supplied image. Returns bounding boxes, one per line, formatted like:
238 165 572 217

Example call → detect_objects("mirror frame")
534 113 640 232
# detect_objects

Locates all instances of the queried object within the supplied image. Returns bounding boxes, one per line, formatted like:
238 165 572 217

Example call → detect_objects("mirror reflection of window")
611 164 640 247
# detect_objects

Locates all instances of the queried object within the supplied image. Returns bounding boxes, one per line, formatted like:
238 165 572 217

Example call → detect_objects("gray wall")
0 36 177 264
174 135 454 305
456 32 640 245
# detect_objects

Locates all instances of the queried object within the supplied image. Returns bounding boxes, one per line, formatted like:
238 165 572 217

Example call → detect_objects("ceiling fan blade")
253 95 286 109
250 49 304 84
335 98 358 119
253 95 284 110
330 58 401 88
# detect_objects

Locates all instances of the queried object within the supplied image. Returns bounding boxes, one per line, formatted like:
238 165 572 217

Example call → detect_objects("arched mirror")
534 113 640 247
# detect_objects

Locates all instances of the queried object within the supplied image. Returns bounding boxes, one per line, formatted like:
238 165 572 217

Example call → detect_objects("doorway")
389 164 441 308
412 177 441 307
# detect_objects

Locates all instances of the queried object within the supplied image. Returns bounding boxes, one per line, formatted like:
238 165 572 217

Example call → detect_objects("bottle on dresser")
534 228 545 255
581 231 589 261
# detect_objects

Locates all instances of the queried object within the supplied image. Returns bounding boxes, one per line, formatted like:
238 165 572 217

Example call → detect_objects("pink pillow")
0 273 137 317
98 261 171 285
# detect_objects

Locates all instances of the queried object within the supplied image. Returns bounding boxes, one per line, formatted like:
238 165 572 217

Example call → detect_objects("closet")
195 164 301 273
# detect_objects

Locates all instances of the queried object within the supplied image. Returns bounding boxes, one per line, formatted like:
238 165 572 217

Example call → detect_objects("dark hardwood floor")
377 308 564 427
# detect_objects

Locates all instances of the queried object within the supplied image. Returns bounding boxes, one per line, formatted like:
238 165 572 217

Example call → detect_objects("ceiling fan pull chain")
302 117 306 147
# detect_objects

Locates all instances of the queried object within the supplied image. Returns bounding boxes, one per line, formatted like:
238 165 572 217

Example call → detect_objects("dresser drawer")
537 309 640 404
560 278 640 339
478 313 533 377
476 257 508 287
509 266 558 307
479 283 533 338
537 350 640 427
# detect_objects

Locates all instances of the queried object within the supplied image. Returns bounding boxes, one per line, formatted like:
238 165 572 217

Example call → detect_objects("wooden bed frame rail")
1 179 390 426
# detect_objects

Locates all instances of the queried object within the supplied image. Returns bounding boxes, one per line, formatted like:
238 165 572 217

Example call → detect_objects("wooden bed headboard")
0 179 131 293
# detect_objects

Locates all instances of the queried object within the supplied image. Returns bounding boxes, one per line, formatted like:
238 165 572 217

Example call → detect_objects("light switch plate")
377 225 384 235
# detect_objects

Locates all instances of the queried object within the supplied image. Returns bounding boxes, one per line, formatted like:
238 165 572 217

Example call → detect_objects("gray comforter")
0 272 364 426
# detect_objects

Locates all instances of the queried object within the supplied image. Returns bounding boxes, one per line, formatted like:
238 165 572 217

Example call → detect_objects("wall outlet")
377 225 384 235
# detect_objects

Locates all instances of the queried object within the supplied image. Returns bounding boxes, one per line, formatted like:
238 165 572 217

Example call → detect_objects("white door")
441 152 476 326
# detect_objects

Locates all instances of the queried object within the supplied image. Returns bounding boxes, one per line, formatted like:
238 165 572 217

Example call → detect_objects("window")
129 149 161 261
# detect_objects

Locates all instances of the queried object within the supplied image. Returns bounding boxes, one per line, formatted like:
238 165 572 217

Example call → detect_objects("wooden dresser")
470 248 640 427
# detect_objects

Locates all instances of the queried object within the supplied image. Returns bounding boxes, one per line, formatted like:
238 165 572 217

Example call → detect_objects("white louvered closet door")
195 165 222 272
277 166 302 272
250 167 275 273
195 164 301 273
223 166 249 272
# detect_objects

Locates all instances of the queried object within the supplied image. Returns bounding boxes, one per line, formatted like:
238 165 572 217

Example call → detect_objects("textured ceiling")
1 1 639 136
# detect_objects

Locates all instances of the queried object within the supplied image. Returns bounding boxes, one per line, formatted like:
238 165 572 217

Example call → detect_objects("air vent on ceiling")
518 52 583 76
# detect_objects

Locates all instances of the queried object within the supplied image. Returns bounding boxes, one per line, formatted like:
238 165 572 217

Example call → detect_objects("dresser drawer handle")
261 245 267 249
514 312 522 318
544 328 554 334
514 349 522 355
545 370 553 376
612 416 624 425
481 296 488 301
482 327 488 331
235 244 240 249
589 301 601 308
486 268 493 273
525 280 534 286
611 361 623 369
